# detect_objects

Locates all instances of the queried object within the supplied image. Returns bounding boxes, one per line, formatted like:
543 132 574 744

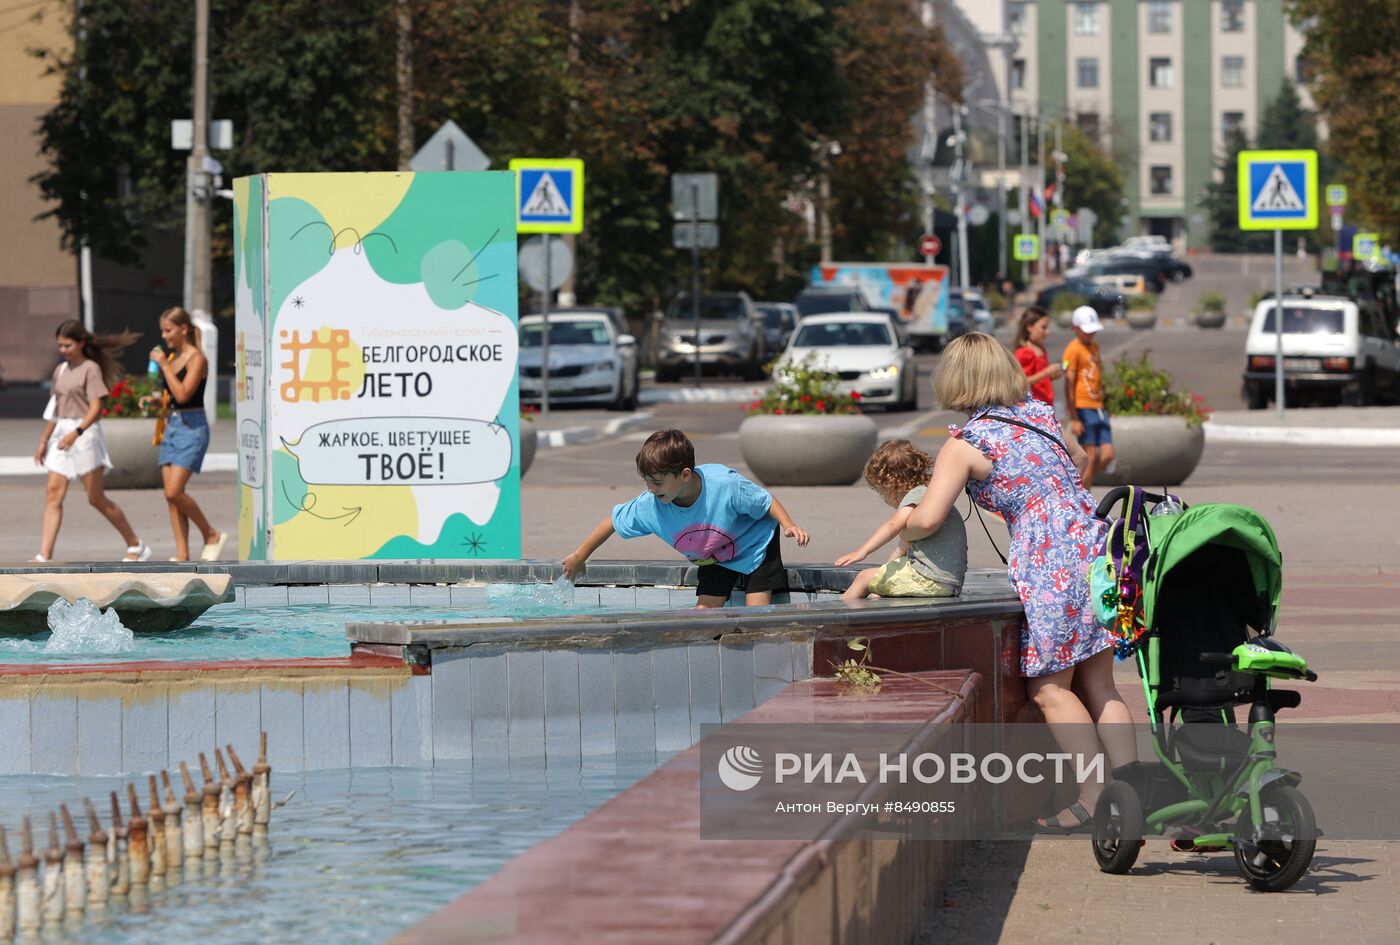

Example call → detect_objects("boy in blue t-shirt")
562 429 810 607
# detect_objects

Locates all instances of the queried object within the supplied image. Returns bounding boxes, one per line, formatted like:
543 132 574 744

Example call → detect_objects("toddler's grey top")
902 485 967 589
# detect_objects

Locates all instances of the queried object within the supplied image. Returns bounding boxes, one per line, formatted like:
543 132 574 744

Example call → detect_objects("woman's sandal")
1034 800 1093 834
123 542 152 562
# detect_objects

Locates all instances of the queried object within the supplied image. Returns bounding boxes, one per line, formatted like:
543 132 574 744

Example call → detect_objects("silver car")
518 313 640 410
656 292 767 381
778 313 919 411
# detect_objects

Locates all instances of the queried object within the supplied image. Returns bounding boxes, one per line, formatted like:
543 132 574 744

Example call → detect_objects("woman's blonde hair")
160 306 202 350
932 331 1029 413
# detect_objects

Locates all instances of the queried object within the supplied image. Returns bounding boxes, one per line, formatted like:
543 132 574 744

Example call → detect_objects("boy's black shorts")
696 528 788 599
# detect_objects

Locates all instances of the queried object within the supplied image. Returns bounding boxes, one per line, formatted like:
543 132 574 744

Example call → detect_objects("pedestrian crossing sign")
509 158 584 234
1353 232 1380 262
1013 234 1040 261
1238 149 1318 231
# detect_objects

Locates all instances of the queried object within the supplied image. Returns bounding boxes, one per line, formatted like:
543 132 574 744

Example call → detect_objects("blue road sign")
509 158 585 234
1237 150 1318 230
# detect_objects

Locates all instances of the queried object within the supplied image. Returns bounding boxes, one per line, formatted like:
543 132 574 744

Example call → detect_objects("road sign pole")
692 184 702 388
1274 228 1284 417
542 234 552 417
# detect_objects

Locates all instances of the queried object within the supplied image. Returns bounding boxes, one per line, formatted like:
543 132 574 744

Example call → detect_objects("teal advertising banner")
233 172 521 560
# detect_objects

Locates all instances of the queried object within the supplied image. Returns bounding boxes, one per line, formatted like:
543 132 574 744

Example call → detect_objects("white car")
1243 290 1400 408
778 313 918 410
518 313 640 410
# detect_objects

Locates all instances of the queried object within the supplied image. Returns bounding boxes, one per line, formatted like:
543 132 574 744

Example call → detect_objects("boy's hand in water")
783 523 810 546
833 551 864 567
562 551 586 582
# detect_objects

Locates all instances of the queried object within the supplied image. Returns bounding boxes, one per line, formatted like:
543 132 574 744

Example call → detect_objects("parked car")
1242 289 1400 409
656 292 766 381
1080 256 1167 293
755 302 799 358
1087 272 1148 296
777 313 919 411
1035 279 1127 319
518 312 640 410
949 288 993 333
549 305 629 336
793 285 874 320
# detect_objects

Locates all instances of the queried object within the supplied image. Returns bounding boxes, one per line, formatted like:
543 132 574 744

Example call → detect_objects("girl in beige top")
31 320 150 562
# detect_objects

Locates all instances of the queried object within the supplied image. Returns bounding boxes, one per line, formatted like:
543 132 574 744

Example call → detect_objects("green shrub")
984 289 1008 312
1247 289 1268 311
1049 292 1087 315
1104 352 1212 427
1193 291 1227 316
747 354 862 416
1127 294 1156 312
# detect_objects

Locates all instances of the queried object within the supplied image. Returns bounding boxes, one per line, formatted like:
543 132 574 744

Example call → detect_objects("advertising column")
233 171 521 559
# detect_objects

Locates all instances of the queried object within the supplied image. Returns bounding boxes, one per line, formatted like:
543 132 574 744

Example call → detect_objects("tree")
1199 125 1269 253
1291 0 1400 237
1256 79 1318 151
1051 124 1124 249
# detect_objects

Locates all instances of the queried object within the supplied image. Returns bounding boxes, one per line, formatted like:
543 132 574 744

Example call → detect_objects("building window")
1150 166 1174 195
1073 2 1101 36
1146 1 1172 33
1221 56 1245 88
1149 58 1173 88
1011 58 1026 90
1077 112 1101 139
1222 111 1245 137
1221 0 1245 32
1149 112 1173 143
1076 57 1100 89
1008 2 1027 35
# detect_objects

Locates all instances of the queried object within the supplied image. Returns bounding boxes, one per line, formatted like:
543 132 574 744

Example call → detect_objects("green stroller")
1088 486 1319 892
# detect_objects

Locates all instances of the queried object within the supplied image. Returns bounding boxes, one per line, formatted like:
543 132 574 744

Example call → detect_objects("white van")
1243 290 1400 408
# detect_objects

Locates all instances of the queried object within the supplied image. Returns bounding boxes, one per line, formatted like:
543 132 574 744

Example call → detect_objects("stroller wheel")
1092 782 1144 874
1234 784 1317 892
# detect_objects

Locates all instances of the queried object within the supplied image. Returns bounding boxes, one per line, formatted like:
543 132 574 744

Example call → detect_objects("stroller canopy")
1142 503 1283 635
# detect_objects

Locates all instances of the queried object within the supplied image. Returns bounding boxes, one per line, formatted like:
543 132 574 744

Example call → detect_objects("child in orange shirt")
1061 306 1115 488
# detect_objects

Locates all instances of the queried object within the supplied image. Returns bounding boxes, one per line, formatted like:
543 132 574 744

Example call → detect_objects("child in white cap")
1061 305 1115 487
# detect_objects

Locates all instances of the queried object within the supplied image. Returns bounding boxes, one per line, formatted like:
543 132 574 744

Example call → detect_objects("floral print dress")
952 395 1112 677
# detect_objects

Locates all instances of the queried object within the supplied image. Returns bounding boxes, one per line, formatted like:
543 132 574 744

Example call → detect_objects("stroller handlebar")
1095 486 1174 519
1199 651 1236 667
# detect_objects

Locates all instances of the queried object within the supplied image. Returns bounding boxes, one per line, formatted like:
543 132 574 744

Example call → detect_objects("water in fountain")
485 574 576 608
44 598 135 654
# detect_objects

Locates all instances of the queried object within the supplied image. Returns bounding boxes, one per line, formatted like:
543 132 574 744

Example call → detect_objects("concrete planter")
1054 308 1075 329
1193 309 1227 329
101 417 163 490
1125 309 1158 330
738 413 878 486
1092 415 1204 486
520 425 538 478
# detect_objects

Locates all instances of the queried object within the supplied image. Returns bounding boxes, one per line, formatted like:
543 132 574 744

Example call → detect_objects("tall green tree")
1051 125 1124 248
1291 0 1400 238
1199 125 1269 253
1255 78 1318 151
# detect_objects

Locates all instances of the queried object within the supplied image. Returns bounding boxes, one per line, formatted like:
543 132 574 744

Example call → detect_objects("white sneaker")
124 542 152 562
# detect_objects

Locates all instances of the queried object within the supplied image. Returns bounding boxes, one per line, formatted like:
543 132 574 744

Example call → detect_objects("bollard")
107 793 129 898
213 749 237 846
198 753 220 851
58 805 86 917
0 826 15 943
81 799 109 909
40 813 64 929
125 784 149 889
253 731 271 830
226 745 255 836
179 762 204 860
15 819 39 937
146 777 166 883
160 770 184 871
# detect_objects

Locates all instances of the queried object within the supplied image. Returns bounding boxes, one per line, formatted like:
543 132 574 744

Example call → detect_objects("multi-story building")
963 0 1314 250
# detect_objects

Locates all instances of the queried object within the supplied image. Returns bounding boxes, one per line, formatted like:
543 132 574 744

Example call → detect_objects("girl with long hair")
1012 305 1062 406
146 307 226 561
32 320 150 562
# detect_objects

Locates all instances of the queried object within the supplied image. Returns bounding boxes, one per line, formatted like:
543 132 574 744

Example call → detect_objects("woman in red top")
1012 306 1062 405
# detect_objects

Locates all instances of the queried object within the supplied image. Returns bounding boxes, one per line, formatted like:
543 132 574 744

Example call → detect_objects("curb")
638 385 769 405
1203 423 1400 447
537 411 656 449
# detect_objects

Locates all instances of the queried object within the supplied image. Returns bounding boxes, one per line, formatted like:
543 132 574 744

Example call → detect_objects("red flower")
774 407 783 415
799 395 811 403
815 400 826 411
850 391 862 401
1124 387 1134 397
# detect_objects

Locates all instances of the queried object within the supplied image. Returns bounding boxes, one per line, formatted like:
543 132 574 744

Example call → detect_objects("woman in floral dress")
902 332 1136 831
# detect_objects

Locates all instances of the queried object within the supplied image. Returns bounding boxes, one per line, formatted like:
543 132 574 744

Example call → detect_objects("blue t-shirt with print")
611 464 777 574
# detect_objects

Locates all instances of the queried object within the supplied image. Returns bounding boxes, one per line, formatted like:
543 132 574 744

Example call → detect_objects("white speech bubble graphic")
238 419 265 488
282 416 512 486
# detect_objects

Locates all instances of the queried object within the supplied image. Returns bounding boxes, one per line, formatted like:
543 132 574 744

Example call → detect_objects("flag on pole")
1029 188 1044 219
